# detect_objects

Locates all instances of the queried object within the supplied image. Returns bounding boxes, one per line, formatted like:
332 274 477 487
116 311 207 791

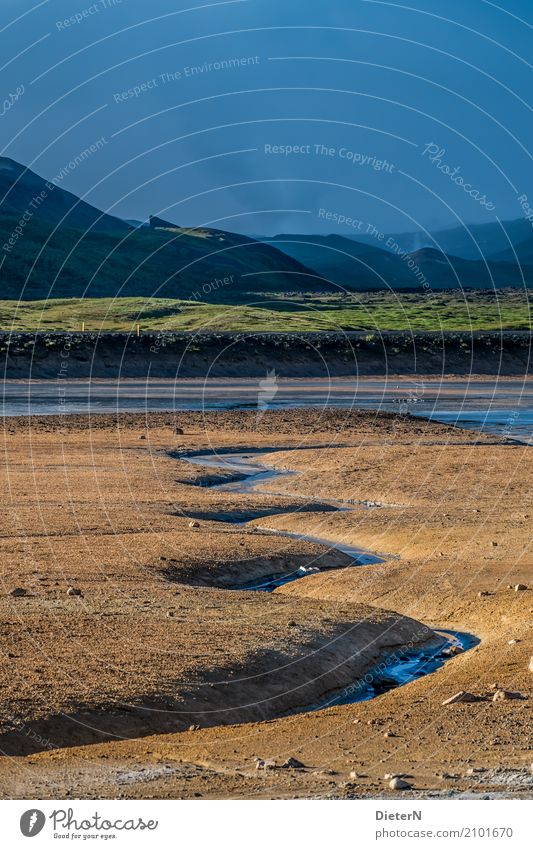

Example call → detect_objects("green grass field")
0 290 530 332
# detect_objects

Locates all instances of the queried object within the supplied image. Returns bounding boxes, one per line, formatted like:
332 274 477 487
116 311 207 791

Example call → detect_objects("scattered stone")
514 584 527 592
282 757 305 769
9 587 28 597
67 586 83 597
254 756 278 771
492 689 525 702
442 691 479 705
188 520 200 528
389 777 411 791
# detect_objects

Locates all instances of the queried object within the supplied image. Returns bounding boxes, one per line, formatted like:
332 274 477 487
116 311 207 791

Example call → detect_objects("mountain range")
0 157 531 300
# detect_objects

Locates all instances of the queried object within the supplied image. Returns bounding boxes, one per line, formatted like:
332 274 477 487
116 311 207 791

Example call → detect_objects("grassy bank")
0 290 531 332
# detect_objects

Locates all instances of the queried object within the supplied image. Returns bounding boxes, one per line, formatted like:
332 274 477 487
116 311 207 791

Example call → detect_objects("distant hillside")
490 236 533 265
265 234 400 289
0 157 129 235
268 235 533 291
351 219 533 261
0 159 323 300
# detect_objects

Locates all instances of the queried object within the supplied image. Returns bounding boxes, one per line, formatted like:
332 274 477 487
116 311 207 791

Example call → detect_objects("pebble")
389 777 411 790
441 691 479 705
492 689 524 701
282 757 305 769
259 759 277 771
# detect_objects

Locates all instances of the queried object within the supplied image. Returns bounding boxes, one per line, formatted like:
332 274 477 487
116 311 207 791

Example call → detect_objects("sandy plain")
0 408 531 799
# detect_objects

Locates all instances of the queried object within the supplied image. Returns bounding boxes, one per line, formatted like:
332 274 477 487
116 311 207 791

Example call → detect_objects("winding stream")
182 449 477 706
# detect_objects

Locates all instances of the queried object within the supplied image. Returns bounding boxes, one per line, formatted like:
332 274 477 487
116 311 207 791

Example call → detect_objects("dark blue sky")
1 0 532 238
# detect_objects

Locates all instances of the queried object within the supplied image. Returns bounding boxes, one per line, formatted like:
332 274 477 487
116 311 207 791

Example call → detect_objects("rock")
188 724 200 731
287 621 298 627
478 591 491 597
514 584 527 592
167 610 175 618
491 541 498 547
507 639 519 645
175 427 184 435
492 689 525 702
9 587 28 597
442 645 463 657
383 731 396 738
528 657 533 673
188 520 200 528
67 586 83 597
281 757 305 769
389 777 411 790
139 434 146 440
441 691 479 705
466 767 486 775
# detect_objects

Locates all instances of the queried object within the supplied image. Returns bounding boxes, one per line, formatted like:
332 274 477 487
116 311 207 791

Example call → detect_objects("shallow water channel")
183 449 477 706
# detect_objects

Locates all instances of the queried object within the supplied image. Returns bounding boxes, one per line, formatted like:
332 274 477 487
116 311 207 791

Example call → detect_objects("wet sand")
0 409 531 799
